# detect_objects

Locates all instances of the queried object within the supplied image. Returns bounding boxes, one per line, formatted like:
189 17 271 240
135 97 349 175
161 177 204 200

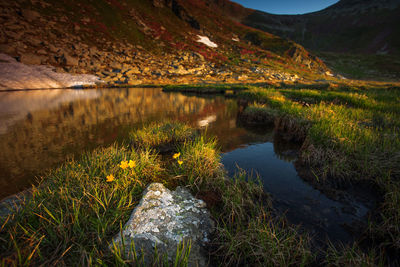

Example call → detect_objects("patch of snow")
232 37 240 42
196 35 218 48
376 43 389 55
0 53 103 90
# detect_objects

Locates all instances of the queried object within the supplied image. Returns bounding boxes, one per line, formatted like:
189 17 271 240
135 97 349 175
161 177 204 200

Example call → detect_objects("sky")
233 0 340 15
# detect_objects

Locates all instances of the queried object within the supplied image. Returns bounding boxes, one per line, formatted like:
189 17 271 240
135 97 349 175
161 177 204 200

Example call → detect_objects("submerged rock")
112 183 214 266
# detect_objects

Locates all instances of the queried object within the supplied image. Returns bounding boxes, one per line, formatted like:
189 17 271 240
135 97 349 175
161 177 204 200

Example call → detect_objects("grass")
129 121 197 151
0 145 165 265
317 52 400 81
0 122 314 266
162 84 251 94
168 137 314 266
238 103 278 125
235 83 400 262
160 82 400 263
1 97 399 265
207 172 313 266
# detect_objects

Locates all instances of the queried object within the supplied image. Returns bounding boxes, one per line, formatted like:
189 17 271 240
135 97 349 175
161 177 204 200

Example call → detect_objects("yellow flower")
178 160 183 165
128 160 136 168
173 152 181 159
106 174 115 182
119 160 129 170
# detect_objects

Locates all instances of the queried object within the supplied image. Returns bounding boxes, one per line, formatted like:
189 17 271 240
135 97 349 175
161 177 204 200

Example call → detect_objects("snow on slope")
196 35 218 48
0 54 103 90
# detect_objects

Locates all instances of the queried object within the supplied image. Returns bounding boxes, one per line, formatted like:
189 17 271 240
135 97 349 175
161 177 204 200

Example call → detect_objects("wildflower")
106 174 115 182
128 160 136 168
178 160 183 165
120 160 129 170
173 152 181 159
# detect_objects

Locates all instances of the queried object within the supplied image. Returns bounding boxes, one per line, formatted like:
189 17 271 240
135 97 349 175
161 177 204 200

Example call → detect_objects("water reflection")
222 134 369 244
0 88 263 199
0 88 369 245
0 89 100 134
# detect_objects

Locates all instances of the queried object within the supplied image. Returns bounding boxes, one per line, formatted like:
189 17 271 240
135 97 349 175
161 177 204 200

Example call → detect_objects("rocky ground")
0 0 307 90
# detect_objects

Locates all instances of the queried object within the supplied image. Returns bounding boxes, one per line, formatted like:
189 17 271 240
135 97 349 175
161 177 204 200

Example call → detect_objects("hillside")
0 0 329 89
242 0 400 55
240 0 400 80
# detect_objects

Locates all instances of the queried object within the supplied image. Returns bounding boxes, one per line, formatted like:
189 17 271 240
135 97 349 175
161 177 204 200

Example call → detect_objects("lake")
0 87 370 244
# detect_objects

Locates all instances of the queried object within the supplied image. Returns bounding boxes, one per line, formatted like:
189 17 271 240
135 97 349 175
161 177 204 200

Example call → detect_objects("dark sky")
233 0 340 14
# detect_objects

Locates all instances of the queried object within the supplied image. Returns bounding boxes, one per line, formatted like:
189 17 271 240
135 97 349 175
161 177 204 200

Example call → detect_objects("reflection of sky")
197 114 217 127
0 89 100 134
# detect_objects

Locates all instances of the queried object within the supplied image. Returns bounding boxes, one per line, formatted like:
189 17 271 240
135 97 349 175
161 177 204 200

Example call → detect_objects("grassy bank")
236 83 400 263
0 122 314 266
161 82 400 263
1 103 398 265
162 84 252 95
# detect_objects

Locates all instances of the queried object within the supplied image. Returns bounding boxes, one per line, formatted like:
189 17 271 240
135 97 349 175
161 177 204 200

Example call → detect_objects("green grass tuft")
130 121 197 151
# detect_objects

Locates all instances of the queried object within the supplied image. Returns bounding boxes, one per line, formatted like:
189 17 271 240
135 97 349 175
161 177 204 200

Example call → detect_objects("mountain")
241 0 400 55
0 0 328 89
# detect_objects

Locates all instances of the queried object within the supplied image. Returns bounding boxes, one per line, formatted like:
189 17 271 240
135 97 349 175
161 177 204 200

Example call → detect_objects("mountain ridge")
0 0 330 89
241 0 400 55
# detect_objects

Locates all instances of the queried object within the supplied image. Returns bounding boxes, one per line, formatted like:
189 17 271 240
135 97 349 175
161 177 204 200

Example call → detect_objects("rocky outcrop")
152 0 200 30
112 183 214 266
0 0 321 89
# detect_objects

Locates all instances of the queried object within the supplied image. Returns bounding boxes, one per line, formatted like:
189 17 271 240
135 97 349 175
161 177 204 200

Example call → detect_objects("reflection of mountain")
0 89 100 134
0 89 292 199
0 88 215 199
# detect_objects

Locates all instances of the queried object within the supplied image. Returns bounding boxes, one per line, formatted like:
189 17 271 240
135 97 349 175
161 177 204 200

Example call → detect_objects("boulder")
111 183 214 266
19 53 42 65
21 9 40 21
64 54 79 66
0 44 16 55
152 0 165 8
124 67 140 76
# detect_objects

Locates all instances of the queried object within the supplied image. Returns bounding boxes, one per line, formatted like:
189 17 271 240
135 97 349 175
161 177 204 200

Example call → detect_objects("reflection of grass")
317 52 400 81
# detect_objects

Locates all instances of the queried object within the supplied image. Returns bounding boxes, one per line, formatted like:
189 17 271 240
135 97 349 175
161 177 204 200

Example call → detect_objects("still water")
0 87 368 243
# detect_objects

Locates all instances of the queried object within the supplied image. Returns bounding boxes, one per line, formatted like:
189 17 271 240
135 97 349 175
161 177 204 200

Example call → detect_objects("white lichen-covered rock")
112 183 214 266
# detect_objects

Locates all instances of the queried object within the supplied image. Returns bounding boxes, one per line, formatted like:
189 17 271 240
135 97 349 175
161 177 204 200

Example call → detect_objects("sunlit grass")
171 137 223 191
0 122 315 266
237 82 400 262
130 121 197 150
1 96 399 265
0 145 165 265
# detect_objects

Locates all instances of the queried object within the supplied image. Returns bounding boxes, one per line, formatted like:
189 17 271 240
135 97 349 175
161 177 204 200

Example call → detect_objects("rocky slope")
241 0 400 55
0 0 329 89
